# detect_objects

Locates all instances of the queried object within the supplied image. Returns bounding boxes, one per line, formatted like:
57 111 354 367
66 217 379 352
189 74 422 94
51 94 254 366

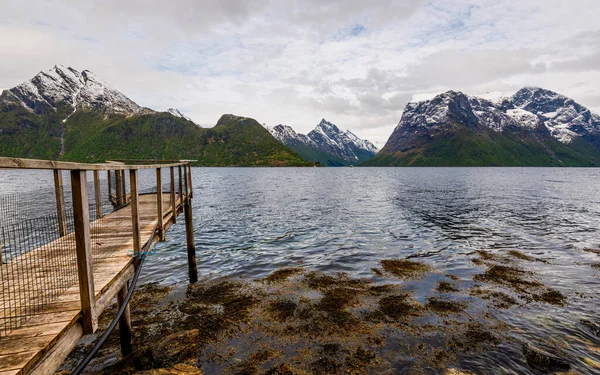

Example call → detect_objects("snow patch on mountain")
3 65 153 118
403 87 600 144
167 108 194 122
268 119 378 165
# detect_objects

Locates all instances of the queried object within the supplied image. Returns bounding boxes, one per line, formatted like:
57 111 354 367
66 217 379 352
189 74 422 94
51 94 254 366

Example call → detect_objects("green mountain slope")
0 107 313 166
0 66 313 166
62 112 314 166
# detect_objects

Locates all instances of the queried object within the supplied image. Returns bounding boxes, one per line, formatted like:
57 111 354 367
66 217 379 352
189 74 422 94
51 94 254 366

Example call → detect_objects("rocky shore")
58 248 600 374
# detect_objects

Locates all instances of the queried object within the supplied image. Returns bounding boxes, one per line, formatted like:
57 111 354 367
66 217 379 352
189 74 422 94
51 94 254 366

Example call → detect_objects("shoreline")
59 251 600 374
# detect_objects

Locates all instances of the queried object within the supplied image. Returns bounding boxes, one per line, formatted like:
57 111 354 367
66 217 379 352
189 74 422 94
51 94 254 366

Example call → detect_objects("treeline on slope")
0 109 314 167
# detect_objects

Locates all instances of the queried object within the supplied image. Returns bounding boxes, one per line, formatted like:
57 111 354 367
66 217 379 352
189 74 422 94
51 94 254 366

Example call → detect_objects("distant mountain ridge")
366 87 600 166
0 66 312 166
268 119 378 166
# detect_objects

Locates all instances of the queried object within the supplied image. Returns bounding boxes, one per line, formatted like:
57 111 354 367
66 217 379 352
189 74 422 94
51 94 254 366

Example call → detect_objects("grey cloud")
550 54 600 72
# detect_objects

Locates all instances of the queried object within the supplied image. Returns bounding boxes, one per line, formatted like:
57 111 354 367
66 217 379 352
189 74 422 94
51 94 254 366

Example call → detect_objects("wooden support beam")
183 164 189 201
130 169 141 258
53 170 67 237
70 170 98 334
117 283 132 357
178 166 183 204
170 167 177 224
187 164 193 199
156 168 165 241
184 198 197 283
121 170 127 204
107 170 112 200
93 170 102 219
115 169 123 206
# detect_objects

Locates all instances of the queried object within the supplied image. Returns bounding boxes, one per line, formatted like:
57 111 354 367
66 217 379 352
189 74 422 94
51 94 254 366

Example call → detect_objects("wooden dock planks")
0 194 181 375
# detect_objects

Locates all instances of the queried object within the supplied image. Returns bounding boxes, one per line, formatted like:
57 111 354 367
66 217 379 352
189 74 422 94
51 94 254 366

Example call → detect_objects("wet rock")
152 329 200 367
522 343 570 372
134 363 203 374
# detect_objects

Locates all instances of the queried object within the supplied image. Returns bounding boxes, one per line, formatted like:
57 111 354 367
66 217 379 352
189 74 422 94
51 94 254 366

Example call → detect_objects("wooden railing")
0 157 197 342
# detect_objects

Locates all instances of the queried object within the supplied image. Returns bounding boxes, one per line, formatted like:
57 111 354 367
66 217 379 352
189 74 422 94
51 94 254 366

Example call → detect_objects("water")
1 167 599 373
144 167 600 373
143 168 600 284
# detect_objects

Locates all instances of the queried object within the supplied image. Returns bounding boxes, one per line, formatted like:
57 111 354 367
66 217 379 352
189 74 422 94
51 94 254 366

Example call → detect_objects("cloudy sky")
1 0 600 145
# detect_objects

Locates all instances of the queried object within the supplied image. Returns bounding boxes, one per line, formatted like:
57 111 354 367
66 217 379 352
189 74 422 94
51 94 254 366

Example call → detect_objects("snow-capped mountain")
368 87 600 166
0 65 153 119
268 119 378 166
167 108 195 123
511 87 600 144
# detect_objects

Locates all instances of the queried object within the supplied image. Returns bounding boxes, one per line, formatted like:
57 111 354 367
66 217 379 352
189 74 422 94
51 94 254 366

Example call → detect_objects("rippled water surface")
1 167 599 373
145 167 600 374
144 168 600 282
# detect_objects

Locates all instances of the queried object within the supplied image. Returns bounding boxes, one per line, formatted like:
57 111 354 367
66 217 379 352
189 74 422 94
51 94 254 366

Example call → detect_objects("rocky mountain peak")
379 86 600 159
267 119 378 166
315 118 341 135
2 65 152 117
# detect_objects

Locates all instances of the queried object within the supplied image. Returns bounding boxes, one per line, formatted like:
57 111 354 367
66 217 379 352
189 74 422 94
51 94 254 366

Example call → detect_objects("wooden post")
156 168 164 241
121 170 127 203
117 284 132 356
53 169 67 237
183 164 189 201
170 167 176 224
107 170 112 200
184 197 197 283
115 169 123 206
70 170 98 334
187 164 193 199
93 170 102 219
178 166 183 204
130 170 141 258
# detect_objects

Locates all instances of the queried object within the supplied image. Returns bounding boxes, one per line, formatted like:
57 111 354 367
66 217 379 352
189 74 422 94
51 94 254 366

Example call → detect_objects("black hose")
71 224 158 375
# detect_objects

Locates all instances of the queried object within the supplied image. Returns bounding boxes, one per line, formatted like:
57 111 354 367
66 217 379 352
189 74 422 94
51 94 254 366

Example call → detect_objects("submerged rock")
522 343 570 372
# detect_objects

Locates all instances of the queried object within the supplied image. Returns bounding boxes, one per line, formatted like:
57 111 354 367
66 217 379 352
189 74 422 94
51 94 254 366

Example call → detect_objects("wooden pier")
0 158 196 375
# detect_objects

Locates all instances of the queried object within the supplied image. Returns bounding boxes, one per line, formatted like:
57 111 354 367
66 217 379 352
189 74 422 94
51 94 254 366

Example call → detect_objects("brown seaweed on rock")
380 259 433 279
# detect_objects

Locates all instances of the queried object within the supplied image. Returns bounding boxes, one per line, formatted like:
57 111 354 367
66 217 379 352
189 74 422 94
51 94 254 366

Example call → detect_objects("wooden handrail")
0 157 190 171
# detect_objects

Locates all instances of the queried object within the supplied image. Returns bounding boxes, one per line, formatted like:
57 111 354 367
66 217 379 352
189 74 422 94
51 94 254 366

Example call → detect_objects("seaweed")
380 259 433 279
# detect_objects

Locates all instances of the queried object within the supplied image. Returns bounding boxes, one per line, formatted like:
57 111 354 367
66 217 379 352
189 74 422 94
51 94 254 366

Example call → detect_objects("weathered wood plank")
70 170 98 334
170 167 176 224
0 157 188 171
53 170 67 237
93 170 102 219
117 283 132 356
156 168 164 241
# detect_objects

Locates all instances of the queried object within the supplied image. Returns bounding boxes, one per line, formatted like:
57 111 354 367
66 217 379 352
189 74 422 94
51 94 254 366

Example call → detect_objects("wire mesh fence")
0 208 77 338
0 166 184 339
0 171 115 338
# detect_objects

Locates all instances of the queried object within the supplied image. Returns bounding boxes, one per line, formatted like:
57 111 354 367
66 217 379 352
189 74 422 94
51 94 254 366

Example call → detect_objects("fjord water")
1 167 599 373
146 167 600 283
142 167 600 373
